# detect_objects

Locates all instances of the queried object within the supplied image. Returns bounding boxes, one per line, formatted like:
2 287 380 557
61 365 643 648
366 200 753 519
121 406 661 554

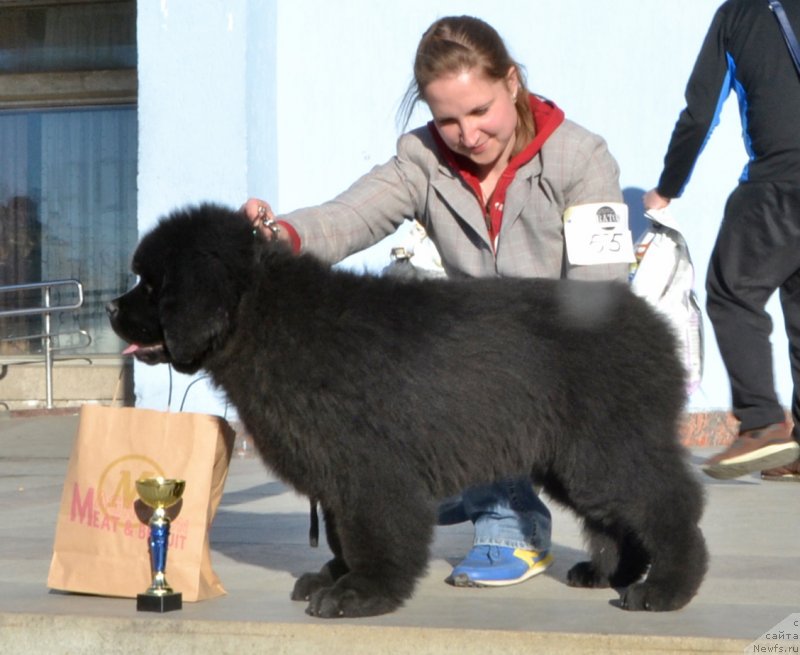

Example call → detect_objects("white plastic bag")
629 208 703 395
382 221 446 280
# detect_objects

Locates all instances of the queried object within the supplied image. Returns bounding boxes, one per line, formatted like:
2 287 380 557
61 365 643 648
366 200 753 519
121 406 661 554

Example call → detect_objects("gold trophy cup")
135 477 185 612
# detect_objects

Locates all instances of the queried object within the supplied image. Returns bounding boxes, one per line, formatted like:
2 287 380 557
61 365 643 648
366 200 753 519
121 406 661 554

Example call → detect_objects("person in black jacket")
644 0 800 481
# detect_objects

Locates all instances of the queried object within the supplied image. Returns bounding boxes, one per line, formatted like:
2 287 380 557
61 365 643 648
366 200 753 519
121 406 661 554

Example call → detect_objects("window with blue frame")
0 0 137 355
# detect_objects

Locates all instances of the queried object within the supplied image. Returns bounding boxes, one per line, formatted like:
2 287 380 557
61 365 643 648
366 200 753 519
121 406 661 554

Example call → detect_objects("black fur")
108 203 707 618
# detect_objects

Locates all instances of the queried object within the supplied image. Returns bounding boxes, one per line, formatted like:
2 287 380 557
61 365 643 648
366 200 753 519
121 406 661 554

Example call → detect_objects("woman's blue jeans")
437 476 552 551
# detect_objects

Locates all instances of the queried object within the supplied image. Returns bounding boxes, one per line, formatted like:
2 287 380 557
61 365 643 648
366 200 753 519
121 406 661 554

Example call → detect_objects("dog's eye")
135 275 153 295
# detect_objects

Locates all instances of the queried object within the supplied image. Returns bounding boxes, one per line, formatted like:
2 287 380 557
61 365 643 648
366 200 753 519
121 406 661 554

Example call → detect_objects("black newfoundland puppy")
108 204 707 618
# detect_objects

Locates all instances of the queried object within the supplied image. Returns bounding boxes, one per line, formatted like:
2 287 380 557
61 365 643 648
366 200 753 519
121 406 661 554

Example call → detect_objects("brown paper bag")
47 404 235 601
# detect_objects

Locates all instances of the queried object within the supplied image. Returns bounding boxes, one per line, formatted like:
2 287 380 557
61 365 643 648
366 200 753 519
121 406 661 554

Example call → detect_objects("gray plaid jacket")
282 119 627 282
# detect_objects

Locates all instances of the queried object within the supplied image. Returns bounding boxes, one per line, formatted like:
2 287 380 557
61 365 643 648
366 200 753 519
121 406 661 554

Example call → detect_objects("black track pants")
706 181 800 437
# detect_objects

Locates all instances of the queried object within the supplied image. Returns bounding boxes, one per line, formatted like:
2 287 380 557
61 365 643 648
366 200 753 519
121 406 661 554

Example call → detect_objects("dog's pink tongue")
122 343 140 355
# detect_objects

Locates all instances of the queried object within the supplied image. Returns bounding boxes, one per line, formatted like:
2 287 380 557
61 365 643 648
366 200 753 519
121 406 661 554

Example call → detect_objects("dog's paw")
291 572 333 602
566 561 610 588
619 581 689 612
304 574 401 618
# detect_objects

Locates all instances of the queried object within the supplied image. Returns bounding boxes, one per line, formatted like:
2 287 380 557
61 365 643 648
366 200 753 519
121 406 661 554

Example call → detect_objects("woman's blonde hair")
399 16 534 154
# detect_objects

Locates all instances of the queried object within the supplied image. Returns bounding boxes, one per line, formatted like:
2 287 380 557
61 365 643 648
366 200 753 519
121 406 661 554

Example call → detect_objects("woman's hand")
241 197 290 243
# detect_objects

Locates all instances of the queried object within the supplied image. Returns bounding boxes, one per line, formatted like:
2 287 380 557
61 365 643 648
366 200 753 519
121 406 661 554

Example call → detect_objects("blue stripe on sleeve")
676 53 734 197
726 52 754 181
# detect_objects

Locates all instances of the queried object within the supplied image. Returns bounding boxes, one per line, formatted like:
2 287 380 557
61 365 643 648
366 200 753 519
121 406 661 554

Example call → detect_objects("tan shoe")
761 457 800 482
702 422 800 480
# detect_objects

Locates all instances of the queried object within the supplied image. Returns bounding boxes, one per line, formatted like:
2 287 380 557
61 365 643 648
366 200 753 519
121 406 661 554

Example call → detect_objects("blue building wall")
135 0 790 417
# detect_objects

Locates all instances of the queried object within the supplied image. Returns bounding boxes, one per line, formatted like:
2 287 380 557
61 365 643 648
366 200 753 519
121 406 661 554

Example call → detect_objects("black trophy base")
137 591 182 613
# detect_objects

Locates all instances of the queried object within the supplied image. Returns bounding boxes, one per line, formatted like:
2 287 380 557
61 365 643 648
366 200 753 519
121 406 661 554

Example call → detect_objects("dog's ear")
159 254 238 373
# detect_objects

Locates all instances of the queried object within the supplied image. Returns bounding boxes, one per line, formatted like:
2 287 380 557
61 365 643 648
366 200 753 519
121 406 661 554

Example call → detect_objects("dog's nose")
105 301 119 319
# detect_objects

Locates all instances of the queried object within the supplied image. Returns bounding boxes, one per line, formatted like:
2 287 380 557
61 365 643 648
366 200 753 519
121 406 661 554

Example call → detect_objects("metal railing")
0 279 91 408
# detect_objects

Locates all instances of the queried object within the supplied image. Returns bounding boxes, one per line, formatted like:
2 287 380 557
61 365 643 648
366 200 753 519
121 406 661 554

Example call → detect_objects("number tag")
563 202 636 265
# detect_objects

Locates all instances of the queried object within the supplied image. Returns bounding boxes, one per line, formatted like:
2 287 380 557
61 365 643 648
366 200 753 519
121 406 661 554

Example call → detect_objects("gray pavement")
0 410 797 654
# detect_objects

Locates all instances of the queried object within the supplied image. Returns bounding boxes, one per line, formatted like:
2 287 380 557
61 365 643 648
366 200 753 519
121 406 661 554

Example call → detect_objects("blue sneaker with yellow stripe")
445 545 553 587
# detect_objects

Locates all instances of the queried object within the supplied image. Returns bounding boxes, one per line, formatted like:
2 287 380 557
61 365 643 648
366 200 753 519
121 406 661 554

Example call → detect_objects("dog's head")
107 203 258 374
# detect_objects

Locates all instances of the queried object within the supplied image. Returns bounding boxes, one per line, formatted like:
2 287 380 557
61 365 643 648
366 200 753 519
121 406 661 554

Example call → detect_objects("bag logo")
68 454 188 548
97 454 164 519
